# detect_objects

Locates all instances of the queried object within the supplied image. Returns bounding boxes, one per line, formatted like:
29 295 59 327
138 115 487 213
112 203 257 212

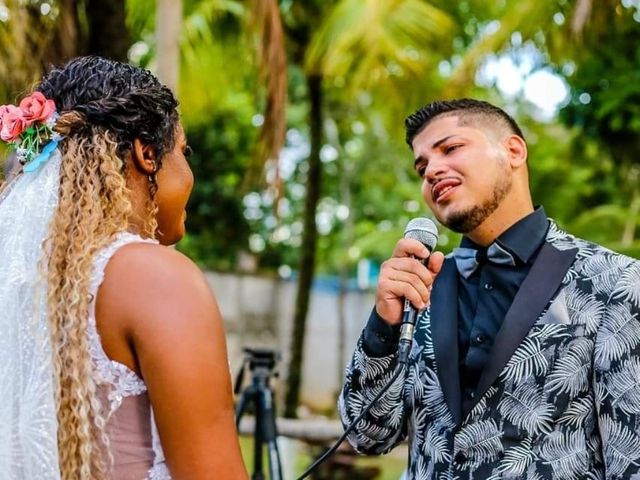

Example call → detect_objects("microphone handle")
397 251 432 364
398 297 417 364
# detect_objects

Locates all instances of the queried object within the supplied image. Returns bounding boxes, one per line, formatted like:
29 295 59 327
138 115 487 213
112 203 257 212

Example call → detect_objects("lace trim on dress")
87 232 156 415
148 462 172 480
147 408 171 478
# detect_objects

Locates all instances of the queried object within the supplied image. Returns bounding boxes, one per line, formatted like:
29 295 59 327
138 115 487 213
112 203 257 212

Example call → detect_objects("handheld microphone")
398 217 438 364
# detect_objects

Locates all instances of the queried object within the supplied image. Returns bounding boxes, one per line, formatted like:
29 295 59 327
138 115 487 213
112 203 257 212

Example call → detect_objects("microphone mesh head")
404 217 438 251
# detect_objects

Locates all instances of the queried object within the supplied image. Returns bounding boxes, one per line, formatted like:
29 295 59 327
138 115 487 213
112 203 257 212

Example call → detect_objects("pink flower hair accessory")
19 92 56 126
0 92 62 172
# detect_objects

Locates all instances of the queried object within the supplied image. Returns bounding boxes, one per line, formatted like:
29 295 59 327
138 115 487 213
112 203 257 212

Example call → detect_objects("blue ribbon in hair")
23 138 59 173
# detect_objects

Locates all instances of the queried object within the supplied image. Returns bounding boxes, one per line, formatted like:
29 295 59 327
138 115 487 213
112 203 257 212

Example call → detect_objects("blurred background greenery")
2 0 640 420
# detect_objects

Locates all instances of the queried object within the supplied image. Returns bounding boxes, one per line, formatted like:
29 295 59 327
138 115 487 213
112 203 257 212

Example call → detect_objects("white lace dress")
88 232 172 480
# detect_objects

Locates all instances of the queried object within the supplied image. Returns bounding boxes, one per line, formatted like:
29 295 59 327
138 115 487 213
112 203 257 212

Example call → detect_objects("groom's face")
412 114 513 234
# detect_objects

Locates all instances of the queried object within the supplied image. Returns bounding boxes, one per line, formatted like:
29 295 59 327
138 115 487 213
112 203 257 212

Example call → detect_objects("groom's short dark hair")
405 98 525 146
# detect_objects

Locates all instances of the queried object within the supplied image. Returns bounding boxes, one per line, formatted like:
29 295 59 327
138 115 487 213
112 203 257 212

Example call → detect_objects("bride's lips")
432 178 462 203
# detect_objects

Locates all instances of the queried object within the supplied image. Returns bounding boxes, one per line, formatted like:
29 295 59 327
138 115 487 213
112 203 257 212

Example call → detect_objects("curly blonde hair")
37 57 178 479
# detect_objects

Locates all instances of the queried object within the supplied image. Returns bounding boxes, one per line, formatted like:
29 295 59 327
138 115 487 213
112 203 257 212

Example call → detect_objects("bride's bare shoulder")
105 242 208 289
99 242 216 330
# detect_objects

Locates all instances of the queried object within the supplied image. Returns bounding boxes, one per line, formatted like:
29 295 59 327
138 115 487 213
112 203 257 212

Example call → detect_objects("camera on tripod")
235 347 283 480
242 347 280 373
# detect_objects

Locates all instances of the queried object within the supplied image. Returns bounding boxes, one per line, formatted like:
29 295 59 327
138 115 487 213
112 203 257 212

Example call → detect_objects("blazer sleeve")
338 309 409 454
593 260 640 479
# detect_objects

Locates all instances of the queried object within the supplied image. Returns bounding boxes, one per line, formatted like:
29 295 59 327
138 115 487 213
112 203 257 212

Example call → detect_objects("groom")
340 98 640 479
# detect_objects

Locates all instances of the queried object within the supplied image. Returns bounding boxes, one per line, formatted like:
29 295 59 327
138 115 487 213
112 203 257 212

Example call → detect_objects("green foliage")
177 109 257 270
559 6 640 167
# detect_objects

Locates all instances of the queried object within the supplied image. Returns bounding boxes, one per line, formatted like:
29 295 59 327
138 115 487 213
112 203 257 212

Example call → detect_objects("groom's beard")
443 174 512 234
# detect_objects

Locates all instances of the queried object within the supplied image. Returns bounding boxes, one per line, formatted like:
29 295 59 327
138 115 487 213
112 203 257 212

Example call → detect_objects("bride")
0 56 248 480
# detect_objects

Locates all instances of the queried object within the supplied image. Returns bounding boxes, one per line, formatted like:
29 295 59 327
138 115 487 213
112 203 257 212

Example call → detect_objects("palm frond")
594 380 608 405
530 323 573 342
586 433 603 466
353 344 396 383
181 0 244 52
540 430 589 480
454 419 503 468
498 380 553 435
546 337 593 397
305 0 454 91
414 455 434 480
594 302 640 370
438 471 460 480
558 396 594 429
365 367 404 403
243 0 287 191
418 315 434 357
600 415 640 477
526 473 544 480
445 1 557 97
422 423 451 464
407 362 425 404
178 0 287 191
369 376 404 427
605 357 640 416
502 337 549 384
583 471 605 480
343 388 366 416
581 253 631 295
565 282 604 334
546 223 575 246
411 404 429 451
611 262 640 306
494 437 535 477
354 421 396 443
423 366 453 427
467 386 498 422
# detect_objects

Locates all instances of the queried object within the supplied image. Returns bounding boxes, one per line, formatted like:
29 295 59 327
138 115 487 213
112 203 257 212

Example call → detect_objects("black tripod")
235 347 283 480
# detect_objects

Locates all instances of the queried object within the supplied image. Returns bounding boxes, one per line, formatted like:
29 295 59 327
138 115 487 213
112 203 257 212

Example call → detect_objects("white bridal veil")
0 151 61 479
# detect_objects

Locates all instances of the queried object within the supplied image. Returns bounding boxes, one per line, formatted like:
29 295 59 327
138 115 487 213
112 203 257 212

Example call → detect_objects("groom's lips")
432 178 462 203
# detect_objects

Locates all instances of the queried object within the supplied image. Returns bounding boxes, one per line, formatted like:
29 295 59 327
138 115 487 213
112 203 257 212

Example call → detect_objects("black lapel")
430 257 462 425
469 242 578 414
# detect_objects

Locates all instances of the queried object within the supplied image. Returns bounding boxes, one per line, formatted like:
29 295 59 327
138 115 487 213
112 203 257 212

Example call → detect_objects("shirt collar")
459 206 549 265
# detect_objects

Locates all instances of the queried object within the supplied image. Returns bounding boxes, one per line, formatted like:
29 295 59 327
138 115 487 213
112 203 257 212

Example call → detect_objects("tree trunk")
41 0 80 68
155 0 182 93
284 73 323 418
86 0 130 61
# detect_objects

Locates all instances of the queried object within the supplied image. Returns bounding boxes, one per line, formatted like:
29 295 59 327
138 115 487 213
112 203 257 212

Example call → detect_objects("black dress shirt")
457 207 549 413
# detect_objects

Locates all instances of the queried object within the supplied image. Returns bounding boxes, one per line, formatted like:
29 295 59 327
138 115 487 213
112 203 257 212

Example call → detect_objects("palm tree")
155 0 181 92
0 0 130 101
188 0 287 183
0 0 63 100
443 0 621 97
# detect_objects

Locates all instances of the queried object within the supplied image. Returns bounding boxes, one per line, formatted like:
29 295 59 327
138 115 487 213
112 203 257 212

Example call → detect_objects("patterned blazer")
339 222 640 479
